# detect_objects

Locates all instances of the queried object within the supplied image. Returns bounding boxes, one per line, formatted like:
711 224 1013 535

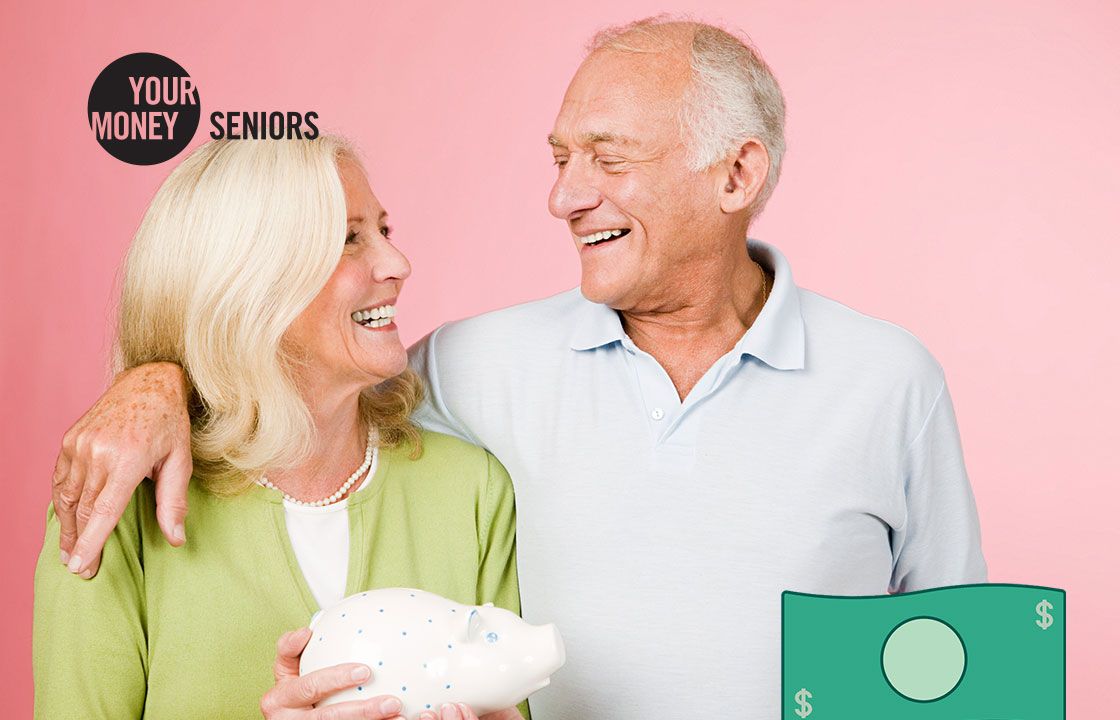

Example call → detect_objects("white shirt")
408 240 986 718
282 454 377 609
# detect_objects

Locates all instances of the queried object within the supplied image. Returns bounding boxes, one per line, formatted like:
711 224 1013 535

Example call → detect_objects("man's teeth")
350 304 396 327
579 229 628 245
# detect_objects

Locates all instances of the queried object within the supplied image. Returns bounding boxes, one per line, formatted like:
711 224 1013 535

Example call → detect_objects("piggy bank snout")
538 623 564 673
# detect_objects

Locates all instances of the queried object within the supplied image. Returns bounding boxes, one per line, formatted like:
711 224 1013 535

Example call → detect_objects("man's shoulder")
437 288 584 340
413 288 583 367
796 288 944 385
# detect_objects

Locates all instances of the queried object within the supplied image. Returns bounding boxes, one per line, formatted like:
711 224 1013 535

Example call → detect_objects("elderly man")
52 18 984 716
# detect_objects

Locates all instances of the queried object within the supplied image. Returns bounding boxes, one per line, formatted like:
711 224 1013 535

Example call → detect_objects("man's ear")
718 138 770 214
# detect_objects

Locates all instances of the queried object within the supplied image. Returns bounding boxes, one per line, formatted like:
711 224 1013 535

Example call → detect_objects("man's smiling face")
547 38 730 314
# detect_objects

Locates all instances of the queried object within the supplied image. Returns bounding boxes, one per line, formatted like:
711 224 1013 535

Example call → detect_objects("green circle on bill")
881 617 966 701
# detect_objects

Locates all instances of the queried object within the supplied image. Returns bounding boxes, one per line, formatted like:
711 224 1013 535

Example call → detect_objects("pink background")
2 0 1116 713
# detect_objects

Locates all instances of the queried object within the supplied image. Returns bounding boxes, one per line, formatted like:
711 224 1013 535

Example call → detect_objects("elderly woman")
33 137 523 720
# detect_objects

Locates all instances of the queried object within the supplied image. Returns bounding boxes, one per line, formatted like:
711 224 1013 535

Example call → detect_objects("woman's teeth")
351 304 396 328
579 228 629 245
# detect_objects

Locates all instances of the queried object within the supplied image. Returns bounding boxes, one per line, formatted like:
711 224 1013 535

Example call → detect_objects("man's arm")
52 361 193 578
889 381 988 591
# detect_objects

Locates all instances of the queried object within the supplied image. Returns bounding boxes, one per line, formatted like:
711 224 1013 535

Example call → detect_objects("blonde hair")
590 17 787 217
116 136 423 495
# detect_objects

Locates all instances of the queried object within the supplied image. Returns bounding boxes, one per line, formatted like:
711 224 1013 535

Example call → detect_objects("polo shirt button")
650 408 665 421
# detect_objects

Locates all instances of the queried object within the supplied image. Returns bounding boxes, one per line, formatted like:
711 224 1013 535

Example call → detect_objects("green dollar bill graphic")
782 584 1065 719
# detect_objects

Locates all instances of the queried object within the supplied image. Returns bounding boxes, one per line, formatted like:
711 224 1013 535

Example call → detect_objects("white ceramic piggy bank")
299 588 565 717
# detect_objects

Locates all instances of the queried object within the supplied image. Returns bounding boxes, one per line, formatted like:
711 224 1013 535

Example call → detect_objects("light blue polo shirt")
409 240 986 718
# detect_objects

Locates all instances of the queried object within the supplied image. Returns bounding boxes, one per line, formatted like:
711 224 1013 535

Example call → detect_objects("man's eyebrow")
547 132 637 148
580 131 635 146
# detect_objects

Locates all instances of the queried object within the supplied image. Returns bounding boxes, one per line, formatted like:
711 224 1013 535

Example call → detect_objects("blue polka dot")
402 631 407 636
362 592 367 596
379 609 384 613
446 684 451 689
426 704 431 709
357 629 363 634
341 613 346 618
451 609 456 613
410 593 415 597
402 686 407 691
428 619 433 623
447 644 453 649
486 632 499 643
378 661 383 666
423 663 427 668
357 686 363 691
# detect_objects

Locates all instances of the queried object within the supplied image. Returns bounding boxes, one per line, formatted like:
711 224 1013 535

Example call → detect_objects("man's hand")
262 627 405 719
52 362 193 578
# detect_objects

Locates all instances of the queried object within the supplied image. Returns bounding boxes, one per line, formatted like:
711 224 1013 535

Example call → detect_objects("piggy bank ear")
466 608 502 645
467 608 483 641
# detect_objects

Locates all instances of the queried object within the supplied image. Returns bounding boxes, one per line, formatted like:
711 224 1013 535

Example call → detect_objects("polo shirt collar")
736 239 805 370
568 291 628 351
567 239 806 371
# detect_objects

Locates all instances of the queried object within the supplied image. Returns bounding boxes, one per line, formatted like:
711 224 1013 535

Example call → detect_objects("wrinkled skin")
52 362 192 578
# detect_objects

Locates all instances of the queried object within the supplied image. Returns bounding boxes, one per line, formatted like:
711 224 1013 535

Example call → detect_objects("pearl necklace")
258 426 376 507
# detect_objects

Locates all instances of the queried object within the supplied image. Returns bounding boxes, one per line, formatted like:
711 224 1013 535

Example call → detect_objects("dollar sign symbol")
794 688 813 718
1036 599 1053 629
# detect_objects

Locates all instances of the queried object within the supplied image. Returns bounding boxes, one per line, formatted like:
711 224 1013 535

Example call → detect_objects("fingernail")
351 665 371 682
79 568 93 580
60 550 70 565
67 554 83 573
380 697 402 714
173 524 186 543
441 704 457 720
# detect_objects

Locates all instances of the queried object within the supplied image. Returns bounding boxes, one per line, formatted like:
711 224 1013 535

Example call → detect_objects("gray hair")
589 17 787 216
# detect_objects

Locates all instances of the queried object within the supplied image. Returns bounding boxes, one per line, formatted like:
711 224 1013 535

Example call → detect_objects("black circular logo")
87 53 201 165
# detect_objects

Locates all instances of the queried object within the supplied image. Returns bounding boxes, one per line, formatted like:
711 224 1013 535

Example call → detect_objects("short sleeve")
33 486 149 718
890 382 988 592
408 326 486 447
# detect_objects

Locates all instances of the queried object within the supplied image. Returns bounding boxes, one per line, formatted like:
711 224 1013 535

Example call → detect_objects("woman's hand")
417 704 523 720
262 627 406 719
421 703 524 720
52 362 193 578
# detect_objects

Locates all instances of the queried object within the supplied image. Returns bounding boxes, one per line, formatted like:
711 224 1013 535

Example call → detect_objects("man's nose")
548 159 602 220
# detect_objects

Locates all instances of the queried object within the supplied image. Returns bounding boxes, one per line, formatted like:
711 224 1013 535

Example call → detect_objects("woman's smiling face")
284 157 411 394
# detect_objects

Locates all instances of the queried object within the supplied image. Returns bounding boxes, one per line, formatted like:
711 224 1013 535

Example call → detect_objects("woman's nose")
371 238 411 283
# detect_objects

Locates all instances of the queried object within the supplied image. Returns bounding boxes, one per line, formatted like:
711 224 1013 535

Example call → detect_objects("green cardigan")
34 432 522 719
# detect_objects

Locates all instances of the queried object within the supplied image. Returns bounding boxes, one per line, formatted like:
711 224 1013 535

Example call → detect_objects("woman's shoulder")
383 430 511 492
410 429 496 466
